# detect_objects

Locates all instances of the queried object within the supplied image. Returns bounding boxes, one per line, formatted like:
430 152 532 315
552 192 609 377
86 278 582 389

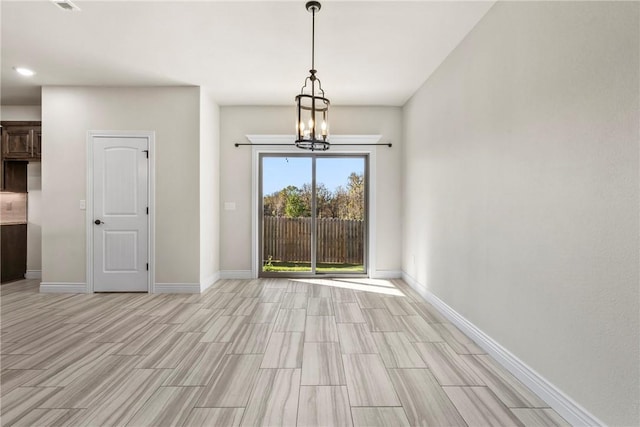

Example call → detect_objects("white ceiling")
1 0 494 106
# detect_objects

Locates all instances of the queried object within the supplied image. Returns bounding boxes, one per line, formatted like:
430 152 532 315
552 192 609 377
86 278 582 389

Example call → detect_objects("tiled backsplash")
0 192 27 224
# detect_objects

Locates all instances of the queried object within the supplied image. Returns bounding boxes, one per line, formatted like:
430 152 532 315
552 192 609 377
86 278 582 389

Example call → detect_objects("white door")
93 136 148 292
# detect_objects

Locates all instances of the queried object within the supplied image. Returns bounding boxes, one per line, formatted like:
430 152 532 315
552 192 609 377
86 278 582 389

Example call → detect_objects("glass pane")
262 156 312 273
315 157 366 273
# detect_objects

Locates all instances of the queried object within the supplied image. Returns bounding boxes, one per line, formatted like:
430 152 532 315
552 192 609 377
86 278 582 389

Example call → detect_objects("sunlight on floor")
290 278 405 297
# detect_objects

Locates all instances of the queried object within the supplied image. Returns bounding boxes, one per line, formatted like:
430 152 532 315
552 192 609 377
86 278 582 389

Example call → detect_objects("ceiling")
1 0 494 106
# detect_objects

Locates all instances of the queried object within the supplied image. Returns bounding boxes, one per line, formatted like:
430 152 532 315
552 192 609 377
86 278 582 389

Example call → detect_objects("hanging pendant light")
295 1 330 151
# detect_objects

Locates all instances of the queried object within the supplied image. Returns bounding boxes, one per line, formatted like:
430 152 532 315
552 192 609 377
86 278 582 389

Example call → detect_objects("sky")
262 156 364 195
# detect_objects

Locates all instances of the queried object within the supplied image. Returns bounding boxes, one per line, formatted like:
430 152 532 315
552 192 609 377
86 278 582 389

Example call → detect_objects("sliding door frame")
249 135 382 279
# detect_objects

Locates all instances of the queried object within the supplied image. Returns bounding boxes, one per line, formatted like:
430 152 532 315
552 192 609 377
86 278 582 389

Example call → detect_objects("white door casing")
88 133 151 292
249 135 381 279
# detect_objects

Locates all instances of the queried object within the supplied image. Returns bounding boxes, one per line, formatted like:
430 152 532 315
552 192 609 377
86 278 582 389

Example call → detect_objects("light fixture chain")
311 7 315 71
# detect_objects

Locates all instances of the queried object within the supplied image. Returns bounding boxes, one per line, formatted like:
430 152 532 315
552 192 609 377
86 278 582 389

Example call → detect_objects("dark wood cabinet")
2 126 32 159
1 224 27 283
1 121 40 191
3 162 28 192
32 128 42 158
0 121 38 281
1 122 41 161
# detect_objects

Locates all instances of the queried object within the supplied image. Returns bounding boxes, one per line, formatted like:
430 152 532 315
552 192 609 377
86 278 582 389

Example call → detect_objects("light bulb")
14 67 35 77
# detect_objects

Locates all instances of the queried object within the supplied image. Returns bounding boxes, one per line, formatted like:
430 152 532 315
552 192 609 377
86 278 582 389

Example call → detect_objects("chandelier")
295 1 330 151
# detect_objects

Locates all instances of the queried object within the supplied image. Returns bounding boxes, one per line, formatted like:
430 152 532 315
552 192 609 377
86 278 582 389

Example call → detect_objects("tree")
345 172 364 220
301 183 334 218
262 172 364 220
263 189 287 216
284 187 308 217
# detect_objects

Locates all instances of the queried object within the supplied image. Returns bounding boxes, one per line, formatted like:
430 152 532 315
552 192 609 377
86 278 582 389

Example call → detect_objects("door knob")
94 219 104 225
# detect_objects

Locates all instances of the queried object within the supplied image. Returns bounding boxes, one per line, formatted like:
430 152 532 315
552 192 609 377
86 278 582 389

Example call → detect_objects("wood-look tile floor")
1 278 571 427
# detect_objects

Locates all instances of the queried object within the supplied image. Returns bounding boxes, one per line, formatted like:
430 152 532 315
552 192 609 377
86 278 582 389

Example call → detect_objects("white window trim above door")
86 130 156 293
249 134 381 279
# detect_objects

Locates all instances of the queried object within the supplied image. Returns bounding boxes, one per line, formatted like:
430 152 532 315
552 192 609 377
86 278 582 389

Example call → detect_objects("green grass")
263 261 364 273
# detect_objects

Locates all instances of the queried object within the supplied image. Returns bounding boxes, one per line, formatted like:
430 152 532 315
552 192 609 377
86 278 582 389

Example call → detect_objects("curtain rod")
234 142 392 147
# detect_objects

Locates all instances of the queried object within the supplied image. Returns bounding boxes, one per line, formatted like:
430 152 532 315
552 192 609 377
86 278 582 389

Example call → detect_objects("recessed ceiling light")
13 67 36 77
50 0 81 12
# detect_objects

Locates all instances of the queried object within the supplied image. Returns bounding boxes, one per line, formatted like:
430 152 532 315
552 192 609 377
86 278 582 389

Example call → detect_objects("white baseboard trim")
220 270 253 280
154 283 201 294
25 270 42 279
40 282 88 293
370 269 402 279
402 271 604 427
217 270 401 280
200 271 221 292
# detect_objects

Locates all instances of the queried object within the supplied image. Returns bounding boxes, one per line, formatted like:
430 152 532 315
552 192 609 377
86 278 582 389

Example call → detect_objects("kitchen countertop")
0 222 27 226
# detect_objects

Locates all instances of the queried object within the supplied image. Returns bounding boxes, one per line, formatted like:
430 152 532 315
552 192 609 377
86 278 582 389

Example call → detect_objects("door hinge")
146 207 149 215
142 150 149 158
146 263 149 271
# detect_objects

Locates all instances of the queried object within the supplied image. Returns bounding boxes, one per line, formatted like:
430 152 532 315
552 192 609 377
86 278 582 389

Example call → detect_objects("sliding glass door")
260 154 367 276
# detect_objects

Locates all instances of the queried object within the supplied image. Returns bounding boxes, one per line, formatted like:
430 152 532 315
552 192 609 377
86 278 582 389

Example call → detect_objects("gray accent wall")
402 2 639 425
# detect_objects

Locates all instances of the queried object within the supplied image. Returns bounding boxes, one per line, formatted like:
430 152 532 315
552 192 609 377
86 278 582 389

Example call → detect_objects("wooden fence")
263 217 364 264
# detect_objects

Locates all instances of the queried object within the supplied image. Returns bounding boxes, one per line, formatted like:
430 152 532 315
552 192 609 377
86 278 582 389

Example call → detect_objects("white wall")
219 106 402 276
402 2 639 425
1 105 41 121
41 86 202 286
1 105 43 276
26 162 41 274
199 90 220 288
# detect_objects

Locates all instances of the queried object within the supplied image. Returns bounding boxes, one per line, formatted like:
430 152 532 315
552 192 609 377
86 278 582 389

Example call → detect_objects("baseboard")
40 282 88 293
220 270 253 280
25 270 42 280
154 283 201 294
370 269 402 279
402 271 604 427
200 271 220 292
218 270 400 280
